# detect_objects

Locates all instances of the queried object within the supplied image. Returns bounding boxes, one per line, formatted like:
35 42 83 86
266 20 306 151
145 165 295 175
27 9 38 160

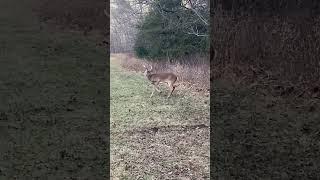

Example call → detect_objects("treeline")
211 1 320 179
134 0 209 60
213 0 320 16
211 0 320 90
110 0 142 53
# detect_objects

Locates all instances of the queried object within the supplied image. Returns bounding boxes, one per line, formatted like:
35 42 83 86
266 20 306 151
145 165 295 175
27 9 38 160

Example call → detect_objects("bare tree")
137 0 209 37
179 0 209 37
110 0 148 53
108 0 209 53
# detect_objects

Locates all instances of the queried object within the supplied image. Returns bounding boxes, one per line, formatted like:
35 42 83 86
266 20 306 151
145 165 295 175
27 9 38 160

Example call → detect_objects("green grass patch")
110 56 210 179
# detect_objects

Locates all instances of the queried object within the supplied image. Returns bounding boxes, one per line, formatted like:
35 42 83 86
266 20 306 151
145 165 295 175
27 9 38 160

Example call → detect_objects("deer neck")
146 73 153 81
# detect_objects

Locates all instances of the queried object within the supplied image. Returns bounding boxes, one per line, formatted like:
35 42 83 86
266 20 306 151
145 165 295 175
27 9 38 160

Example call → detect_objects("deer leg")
150 86 155 98
154 82 161 92
167 84 175 98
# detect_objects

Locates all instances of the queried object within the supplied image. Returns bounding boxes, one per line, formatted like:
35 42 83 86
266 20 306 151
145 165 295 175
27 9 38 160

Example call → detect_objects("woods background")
212 0 320 97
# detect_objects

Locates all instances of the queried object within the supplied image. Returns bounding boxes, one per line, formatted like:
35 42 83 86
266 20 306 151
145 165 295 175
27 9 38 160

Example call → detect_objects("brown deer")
143 65 179 98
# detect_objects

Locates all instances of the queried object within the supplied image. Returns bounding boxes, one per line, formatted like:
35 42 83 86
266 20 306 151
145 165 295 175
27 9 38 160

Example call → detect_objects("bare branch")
180 2 208 26
186 26 208 37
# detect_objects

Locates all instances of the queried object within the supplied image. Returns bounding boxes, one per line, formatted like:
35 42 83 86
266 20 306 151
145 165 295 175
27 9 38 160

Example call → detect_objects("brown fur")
143 65 178 98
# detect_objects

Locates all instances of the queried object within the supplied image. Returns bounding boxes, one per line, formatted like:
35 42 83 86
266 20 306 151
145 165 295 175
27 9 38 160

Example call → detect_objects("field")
212 79 320 179
0 0 107 178
110 54 210 179
2 0 319 179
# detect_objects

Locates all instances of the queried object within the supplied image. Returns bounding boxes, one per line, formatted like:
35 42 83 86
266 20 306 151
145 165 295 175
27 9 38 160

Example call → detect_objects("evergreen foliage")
134 0 209 60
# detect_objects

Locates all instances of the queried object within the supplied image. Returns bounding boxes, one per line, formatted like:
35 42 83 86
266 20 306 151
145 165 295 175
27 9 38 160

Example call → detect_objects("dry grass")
117 53 210 94
212 78 320 179
31 0 107 34
212 12 320 93
110 56 209 179
0 0 108 178
211 13 320 179
212 13 320 98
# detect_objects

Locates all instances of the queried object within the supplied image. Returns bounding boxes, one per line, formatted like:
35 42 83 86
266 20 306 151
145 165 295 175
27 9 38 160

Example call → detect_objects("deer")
143 64 179 98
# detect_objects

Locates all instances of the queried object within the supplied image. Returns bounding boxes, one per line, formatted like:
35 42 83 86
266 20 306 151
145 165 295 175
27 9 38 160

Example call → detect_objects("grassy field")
212 79 320 179
110 54 210 179
0 0 107 178
4 0 318 179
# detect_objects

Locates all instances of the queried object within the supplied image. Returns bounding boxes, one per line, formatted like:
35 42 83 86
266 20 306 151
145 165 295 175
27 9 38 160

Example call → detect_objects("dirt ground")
0 0 108 179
